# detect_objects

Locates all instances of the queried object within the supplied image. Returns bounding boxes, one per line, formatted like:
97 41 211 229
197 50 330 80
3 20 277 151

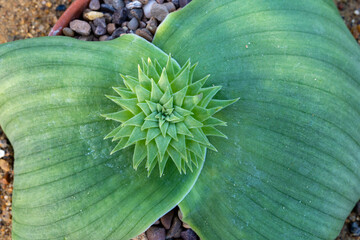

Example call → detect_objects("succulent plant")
0 1 360 240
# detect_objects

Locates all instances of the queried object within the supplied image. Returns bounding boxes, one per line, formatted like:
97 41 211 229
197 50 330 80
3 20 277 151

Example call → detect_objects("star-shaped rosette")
102 55 238 176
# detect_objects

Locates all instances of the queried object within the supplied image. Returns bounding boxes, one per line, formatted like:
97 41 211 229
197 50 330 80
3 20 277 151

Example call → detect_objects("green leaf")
0 35 205 240
133 140 147 170
154 0 360 239
101 110 133 122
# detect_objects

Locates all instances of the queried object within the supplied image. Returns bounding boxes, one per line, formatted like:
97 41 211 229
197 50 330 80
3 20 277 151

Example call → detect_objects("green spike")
160 121 169 137
151 79 163 102
141 120 158 130
167 146 182 173
101 110 133 122
146 140 158 168
113 125 135 140
135 85 151 103
189 151 199 168
170 135 187 159
133 140 147 170
121 74 139 92
113 87 136 99
191 106 219 122
166 113 183 123
121 112 145 127
147 158 158 177
126 127 146 147
206 98 240 110
147 58 160 81
155 135 172 162
105 96 140 115
141 58 147 72
186 158 193 172
189 128 211 146
158 154 169 177
173 86 188 106
176 122 193 137
165 54 176 81
163 97 173 110
144 112 158 121
174 106 193 117
138 65 151 90
184 116 203 129
199 86 222 107
202 126 228 138
158 68 171 92
175 59 191 78
182 93 203 111
181 156 186 174
110 137 129 154
146 128 161 144
154 59 163 75
159 88 172 105
171 63 190 92
104 125 122 139
187 75 209 95
203 117 227 127
146 100 158 112
186 140 203 159
137 102 151 116
167 123 177 140
189 62 198 84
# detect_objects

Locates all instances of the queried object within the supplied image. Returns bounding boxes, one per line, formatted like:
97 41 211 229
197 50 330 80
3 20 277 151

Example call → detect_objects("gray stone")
146 17 158 34
180 229 198 240
62 27 74 37
150 3 169 22
89 0 100 10
163 2 176 12
94 26 107 36
111 27 126 38
112 8 128 24
104 13 112 23
111 0 124 9
143 0 156 18
126 1 142 9
135 28 153 42
129 8 143 20
100 3 115 13
156 0 164 3
70 20 91 36
146 226 165 240
179 0 191 8
166 216 182 238
93 17 106 28
128 18 139 31
99 35 109 41
171 0 179 7
160 209 174 230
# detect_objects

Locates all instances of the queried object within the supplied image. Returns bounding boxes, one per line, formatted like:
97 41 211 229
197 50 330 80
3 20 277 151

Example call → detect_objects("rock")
0 159 10 171
146 226 165 240
70 20 91 36
84 11 104 20
160 209 174 230
94 17 106 28
351 222 360 236
56 4 67 11
95 26 107 36
78 35 94 41
89 22 97 33
128 18 139 31
179 0 191 8
139 21 146 28
100 3 116 13
146 17 158 34
121 21 128 28
126 1 142 9
62 27 74 37
111 27 126 38
107 23 116 34
89 0 100 10
171 0 179 7
139 0 148 4
110 0 124 9
143 0 156 18
166 216 182 239
156 0 164 3
129 8 143 20
135 28 153 41
163 2 176 12
112 8 128 24
150 3 169 22
104 13 112 23
99 35 109 41
180 229 198 240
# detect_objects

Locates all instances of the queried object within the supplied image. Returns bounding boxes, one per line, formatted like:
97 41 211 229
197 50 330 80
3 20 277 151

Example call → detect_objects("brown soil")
0 0 360 240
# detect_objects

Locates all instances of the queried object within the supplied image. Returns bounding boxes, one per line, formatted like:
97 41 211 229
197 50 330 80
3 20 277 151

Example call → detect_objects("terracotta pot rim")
48 0 91 36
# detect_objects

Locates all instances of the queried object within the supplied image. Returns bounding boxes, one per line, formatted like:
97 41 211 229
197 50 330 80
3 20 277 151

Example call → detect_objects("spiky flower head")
102 55 238 176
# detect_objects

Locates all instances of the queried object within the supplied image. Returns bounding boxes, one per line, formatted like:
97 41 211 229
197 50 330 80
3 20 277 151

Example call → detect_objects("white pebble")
143 0 156 18
126 1 142 9
354 10 360 16
0 149 5 158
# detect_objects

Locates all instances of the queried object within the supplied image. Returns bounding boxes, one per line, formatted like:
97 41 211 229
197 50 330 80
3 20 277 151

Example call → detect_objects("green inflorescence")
102 55 238 176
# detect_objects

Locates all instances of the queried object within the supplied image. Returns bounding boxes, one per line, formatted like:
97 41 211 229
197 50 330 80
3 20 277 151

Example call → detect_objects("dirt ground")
0 0 360 240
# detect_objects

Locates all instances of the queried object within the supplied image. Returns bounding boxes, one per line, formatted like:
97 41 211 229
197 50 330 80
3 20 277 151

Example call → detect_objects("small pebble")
128 17 139 30
146 226 165 240
355 10 360 16
62 27 74 37
143 0 156 18
107 23 116 34
160 209 174 230
111 27 126 38
139 0 148 4
89 0 100 10
0 149 5 158
163 2 176 12
171 0 179 7
0 159 10 171
94 17 106 28
112 8 128 24
110 0 124 9
100 3 116 13
126 1 142 9
150 3 169 22
181 229 198 240
135 28 153 41
139 21 146 28
156 0 164 3
99 35 109 41
56 4 66 11
78 35 94 41
179 0 191 8
104 13 113 23
84 11 104 20
70 20 91 36
166 216 182 238
129 8 143 20
351 222 360 236
95 26 107 36
146 17 158 34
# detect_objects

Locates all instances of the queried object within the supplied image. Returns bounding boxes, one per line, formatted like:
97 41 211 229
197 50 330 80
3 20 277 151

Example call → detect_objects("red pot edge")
48 0 91 36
